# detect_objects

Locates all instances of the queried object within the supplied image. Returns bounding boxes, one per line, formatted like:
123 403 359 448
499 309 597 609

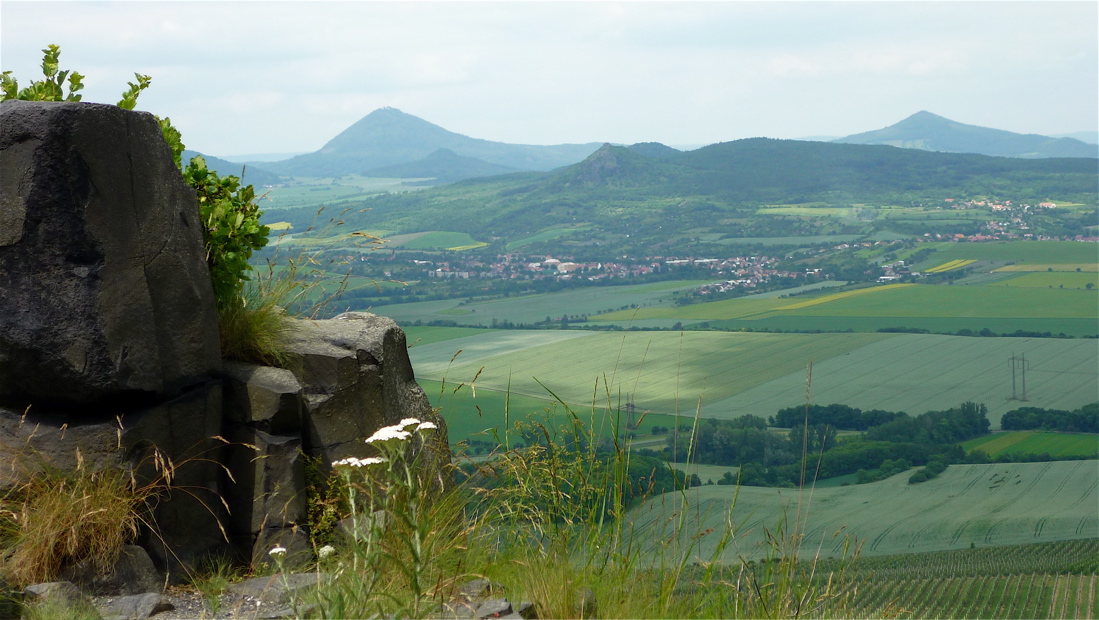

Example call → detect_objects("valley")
252 108 1098 618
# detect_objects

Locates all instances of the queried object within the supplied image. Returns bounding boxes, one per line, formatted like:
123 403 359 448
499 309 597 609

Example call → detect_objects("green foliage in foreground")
281 400 866 619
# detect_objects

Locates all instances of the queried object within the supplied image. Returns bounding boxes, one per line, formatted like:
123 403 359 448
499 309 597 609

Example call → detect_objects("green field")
592 282 1098 336
912 241 1099 270
831 539 1099 618
399 231 487 251
407 329 1098 428
741 280 849 298
702 315 1098 337
506 226 589 250
702 334 1098 427
714 234 862 246
260 175 429 210
374 279 720 326
756 206 855 217
418 378 558 447
995 263 1099 272
409 330 890 417
421 378 685 449
989 271 1098 289
963 432 1099 458
777 285 1096 319
404 326 494 347
630 461 1099 561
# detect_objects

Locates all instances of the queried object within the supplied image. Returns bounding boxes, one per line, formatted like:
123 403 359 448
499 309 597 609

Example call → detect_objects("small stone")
101 593 173 620
62 545 162 595
24 581 83 605
459 578 503 602
23 581 99 618
226 573 324 606
474 597 512 618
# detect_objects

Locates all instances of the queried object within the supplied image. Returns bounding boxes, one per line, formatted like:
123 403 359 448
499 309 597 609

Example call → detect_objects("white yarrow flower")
318 545 336 559
416 421 437 432
360 457 387 465
398 418 422 428
269 546 287 558
333 457 362 467
366 425 412 443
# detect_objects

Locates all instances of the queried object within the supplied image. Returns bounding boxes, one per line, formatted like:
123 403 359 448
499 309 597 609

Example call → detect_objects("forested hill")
669 138 1098 202
262 107 602 177
835 111 1098 159
275 137 1098 238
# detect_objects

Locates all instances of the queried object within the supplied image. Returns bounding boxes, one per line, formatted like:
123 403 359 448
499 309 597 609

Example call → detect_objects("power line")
1009 352 1030 401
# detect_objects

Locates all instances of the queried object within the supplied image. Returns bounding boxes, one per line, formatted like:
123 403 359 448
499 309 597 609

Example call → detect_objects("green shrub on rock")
182 155 270 306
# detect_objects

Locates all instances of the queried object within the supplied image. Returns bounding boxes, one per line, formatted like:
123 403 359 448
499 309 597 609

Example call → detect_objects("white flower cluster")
332 456 387 468
269 546 287 558
365 418 438 444
318 544 336 559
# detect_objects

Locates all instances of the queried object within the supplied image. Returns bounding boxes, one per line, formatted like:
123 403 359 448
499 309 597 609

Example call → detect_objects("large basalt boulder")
0 100 220 410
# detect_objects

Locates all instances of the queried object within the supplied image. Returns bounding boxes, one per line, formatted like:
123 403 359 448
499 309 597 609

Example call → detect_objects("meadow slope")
408 330 1098 428
630 460 1098 561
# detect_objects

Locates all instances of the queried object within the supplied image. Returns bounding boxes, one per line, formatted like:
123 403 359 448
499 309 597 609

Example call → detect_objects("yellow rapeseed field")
925 259 976 273
774 283 915 310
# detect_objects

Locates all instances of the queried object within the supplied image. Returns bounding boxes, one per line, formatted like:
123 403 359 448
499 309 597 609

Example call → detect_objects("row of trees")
657 402 995 488
1000 403 1098 433
771 403 906 431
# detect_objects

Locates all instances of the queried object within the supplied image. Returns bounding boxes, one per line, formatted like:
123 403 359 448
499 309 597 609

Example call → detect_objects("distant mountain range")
208 109 1095 187
278 137 1097 239
181 150 284 187
1051 131 1098 145
261 107 602 177
834 111 1098 159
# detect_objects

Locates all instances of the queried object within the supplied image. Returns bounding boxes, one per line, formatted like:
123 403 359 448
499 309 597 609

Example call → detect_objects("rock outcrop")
222 313 448 566
0 100 221 410
0 101 450 585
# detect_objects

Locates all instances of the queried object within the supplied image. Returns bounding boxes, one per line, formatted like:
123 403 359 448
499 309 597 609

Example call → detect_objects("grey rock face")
223 362 303 435
282 312 449 473
226 429 306 535
0 100 220 410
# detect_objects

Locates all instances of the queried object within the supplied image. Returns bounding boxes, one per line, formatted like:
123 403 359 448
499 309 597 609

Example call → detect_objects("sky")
3 1 1096 158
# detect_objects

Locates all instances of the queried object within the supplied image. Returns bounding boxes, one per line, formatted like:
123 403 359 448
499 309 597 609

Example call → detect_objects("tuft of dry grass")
2 462 144 586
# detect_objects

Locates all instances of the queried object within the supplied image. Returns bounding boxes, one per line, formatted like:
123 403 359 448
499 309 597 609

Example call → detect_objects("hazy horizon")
3 2 1096 157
